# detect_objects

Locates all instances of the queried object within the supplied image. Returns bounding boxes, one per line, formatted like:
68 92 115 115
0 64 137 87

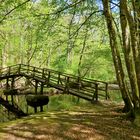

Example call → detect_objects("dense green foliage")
0 0 115 81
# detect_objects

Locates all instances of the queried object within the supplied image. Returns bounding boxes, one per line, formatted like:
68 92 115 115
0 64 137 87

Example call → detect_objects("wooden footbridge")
0 64 109 117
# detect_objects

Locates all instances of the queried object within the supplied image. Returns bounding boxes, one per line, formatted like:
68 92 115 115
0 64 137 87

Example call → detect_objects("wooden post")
40 106 43 112
6 95 8 101
42 68 45 78
33 67 35 77
35 80 38 95
105 83 109 100
6 78 9 90
58 72 61 84
65 76 69 94
92 83 98 102
11 77 15 89
11 94 14 105
95 84 98 101
40 82 44 95
8 67 11 76
18 64 21 74
67 77 69 93
77 77 80 103
34 107 37 113
40 82 44 112
47 71 50 87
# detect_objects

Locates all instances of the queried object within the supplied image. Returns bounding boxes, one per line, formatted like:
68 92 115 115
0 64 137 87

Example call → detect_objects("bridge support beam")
35 80 38 95
11 77 15 89
40 82 44 112
11 94 14 105
34 107 37 113
6 78 9 89
40 82 44 95
40 106 43 112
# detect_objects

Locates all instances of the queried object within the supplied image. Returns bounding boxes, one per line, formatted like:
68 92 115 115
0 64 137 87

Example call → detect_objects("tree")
102 0 140 118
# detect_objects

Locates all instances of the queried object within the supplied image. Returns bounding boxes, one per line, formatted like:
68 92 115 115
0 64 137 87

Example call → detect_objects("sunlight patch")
131 135 140 140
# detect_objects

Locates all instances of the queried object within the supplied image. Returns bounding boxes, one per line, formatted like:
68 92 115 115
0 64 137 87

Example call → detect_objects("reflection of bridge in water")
0 64 109 118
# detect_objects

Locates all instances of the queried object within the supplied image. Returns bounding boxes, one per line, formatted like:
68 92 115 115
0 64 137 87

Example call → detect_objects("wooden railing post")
40 82 44 95
58 72 61 84
11 94 14 105
105 83 109 100
77 76 81 103
33 67 35 77
18 64 21 74
42 68 45 78
64 76 69 94
6 78 9 90
77 77 81 89
40 81 44 112
47 71 50 87
11 77 15 89
95 83 98 101
8 66 11 76
35 80 38 95
67 76 70 93
92 83 98 102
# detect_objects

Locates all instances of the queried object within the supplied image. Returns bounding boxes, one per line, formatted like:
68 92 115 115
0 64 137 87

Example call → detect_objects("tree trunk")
102 0 134 114
123 1 140 107
120 0 139 109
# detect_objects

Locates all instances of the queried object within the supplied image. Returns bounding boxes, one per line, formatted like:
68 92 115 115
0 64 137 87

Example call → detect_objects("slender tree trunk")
134 0 140 107
123 1 140 105
120 1 139 109
78 26 88 77
102 0 134 113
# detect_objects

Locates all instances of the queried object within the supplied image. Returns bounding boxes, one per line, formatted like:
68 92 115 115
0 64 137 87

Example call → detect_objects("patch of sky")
96 0 119 13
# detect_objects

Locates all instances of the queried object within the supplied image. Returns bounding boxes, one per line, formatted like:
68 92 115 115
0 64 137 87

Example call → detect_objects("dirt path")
0 102 140 140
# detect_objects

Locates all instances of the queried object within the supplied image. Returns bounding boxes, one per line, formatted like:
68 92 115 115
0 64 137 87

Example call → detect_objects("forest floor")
0 101 140 140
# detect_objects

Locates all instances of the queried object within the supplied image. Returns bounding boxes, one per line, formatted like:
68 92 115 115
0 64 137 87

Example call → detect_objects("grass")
0 97 140 140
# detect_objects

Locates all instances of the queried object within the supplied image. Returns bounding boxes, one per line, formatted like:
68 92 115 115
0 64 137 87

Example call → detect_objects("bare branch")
34 0 85 17
0 0 30 24
109 1 120 7
70 10 102 38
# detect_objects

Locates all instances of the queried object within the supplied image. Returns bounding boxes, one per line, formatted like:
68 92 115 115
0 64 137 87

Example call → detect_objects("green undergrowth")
48 94 89 111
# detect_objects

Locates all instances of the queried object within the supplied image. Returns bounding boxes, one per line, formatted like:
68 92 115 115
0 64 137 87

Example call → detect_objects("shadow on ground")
0 103 140 140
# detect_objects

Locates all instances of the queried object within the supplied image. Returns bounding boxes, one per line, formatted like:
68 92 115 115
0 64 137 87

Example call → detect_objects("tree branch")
34 0 85 17
0 0 30 24
70 10 102 38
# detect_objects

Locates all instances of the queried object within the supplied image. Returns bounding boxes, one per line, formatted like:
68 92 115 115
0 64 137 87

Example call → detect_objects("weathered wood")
105 83 109 100
40 82 44 95
3 89 18 95
0 64 109 102
6 78 9 89
47 71 50 87
92 84 98 101
11 77 15 89
57 72 61 84
35 80 38 95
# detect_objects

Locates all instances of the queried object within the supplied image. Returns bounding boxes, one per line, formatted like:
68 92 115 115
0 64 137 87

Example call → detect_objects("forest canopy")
0 0 114 81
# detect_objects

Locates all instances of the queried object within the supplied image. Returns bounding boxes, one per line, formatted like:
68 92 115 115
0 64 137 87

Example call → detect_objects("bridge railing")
0 65 20 76
0 64 109 100
18 64 99 99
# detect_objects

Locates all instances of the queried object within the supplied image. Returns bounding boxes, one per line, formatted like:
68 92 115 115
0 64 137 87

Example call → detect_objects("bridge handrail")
0 64 110 100
1 64 108 88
